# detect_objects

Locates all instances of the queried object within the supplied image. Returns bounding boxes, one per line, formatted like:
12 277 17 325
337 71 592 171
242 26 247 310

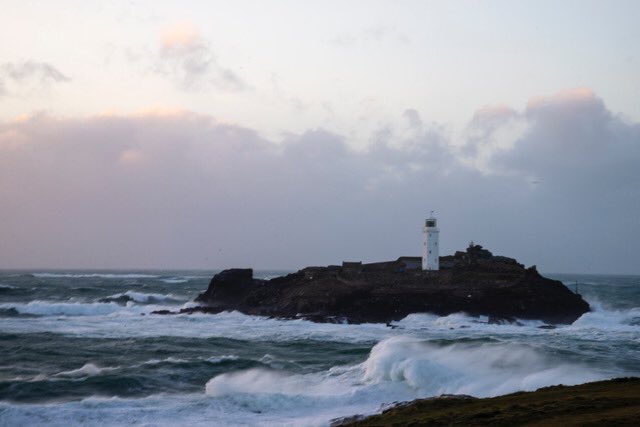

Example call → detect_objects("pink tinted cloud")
0 90 638 273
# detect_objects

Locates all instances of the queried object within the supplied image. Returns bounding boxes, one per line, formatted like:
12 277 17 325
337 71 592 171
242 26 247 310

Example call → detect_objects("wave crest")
54 363 119 378
102 291 183 305
33 273 159 279
1 301 123 317
361 336 606 397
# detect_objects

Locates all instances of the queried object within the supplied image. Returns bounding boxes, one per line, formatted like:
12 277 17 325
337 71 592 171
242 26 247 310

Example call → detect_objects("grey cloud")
403 109 423 129
0 61 69 96
460 90 640 272
328 34 358 47
157 29 245 92
461 106 520 158
490 90 640 193
2 61 70 83
0 112 461 269
364 25 410 44
328 26 411 48
1 90 638 274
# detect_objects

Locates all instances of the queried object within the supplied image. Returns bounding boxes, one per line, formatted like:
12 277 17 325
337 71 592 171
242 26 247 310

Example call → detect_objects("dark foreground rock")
332 377 640 426
157 245 590 324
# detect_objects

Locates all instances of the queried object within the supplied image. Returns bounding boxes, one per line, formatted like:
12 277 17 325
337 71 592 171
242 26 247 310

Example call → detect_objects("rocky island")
159 244 590 324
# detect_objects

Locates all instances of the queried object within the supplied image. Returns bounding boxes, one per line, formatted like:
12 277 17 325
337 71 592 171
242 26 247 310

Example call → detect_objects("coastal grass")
338 377 640 426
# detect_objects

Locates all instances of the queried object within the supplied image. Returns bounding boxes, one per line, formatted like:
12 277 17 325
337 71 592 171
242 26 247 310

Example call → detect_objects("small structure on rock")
422 212 439 271
397 256 422 271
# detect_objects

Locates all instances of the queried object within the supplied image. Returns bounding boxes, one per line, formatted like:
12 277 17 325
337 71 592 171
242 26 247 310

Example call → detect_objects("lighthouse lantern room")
422 212 439 271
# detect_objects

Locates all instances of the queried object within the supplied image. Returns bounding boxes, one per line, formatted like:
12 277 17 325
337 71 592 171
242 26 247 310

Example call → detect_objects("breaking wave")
54 363 120 378
569 300 640 330
0 299 175 317
32 273 159 279
160 278 188 284
206 336 607 402
101 291 184 305
360 336 606 397
0 301 125 317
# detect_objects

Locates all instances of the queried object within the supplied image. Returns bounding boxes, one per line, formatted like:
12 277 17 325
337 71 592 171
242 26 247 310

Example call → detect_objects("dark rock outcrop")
163 244 590 324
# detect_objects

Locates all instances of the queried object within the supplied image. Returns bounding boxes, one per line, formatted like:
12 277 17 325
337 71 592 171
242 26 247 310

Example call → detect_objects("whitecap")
569 303 640 330
1 301 124 317
206 355 240 364
360 335 607 397
104 291 184 304
205 367 349 399
33 273 159 279
160 278 189 284
140 357 190 366
196 335 612 425
0 298 178 318
54 363 119 378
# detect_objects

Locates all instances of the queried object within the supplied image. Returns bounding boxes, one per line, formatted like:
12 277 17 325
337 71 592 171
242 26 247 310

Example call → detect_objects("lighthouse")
422 213 439 271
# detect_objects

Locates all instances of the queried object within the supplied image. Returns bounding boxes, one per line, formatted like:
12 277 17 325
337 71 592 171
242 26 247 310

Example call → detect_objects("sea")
0 270 638 426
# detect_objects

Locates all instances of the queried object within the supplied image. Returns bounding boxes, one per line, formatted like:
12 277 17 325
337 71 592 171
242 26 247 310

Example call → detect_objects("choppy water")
0 270 638 426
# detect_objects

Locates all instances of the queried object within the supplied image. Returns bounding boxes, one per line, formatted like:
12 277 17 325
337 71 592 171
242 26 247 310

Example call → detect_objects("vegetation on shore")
335 377 640 426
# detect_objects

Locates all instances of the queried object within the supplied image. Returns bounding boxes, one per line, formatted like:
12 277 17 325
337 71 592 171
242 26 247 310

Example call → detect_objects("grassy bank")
336 377 640 426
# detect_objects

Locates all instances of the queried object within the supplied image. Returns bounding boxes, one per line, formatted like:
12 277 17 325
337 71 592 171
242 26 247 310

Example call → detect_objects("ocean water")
0 270 638 426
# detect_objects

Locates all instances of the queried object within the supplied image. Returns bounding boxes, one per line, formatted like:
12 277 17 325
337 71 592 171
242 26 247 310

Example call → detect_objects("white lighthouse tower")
422 212 439 271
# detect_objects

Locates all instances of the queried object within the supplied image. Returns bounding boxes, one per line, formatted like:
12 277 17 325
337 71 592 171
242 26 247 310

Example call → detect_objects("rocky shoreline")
155 244 590 324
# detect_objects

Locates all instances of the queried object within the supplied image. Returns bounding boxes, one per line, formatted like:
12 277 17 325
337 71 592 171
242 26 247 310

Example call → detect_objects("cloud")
460 104 528 171
403 108 423 129
364 25 411 44
327 34 358 47
0 89 638 273
160 22 201 53
328 25 411 47
156 23 245 91
490 88 640 190
0 61 70 96
2 61 70 83
0 110 462 269
118 148 145 165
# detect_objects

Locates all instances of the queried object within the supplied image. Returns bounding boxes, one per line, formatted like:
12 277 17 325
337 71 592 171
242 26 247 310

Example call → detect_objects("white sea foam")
179 301 201 310
360 336 606 397
0 299 176 318
1 302 638 343
0 336 627 427
54 363 119 378
197 335 607 425
160 278 188 284
141 357 190 366
0 274 636 427
1 301 124 317
207 368 322 397
568 303 640 332
138 355 238 367
205 336 607 400
392 311 545 331
105 290 184 304
0 392 369 427
206 355 240 364
33 273 159 279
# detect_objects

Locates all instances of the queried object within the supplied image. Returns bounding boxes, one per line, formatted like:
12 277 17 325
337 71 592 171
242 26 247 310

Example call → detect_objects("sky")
1 0 639 273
